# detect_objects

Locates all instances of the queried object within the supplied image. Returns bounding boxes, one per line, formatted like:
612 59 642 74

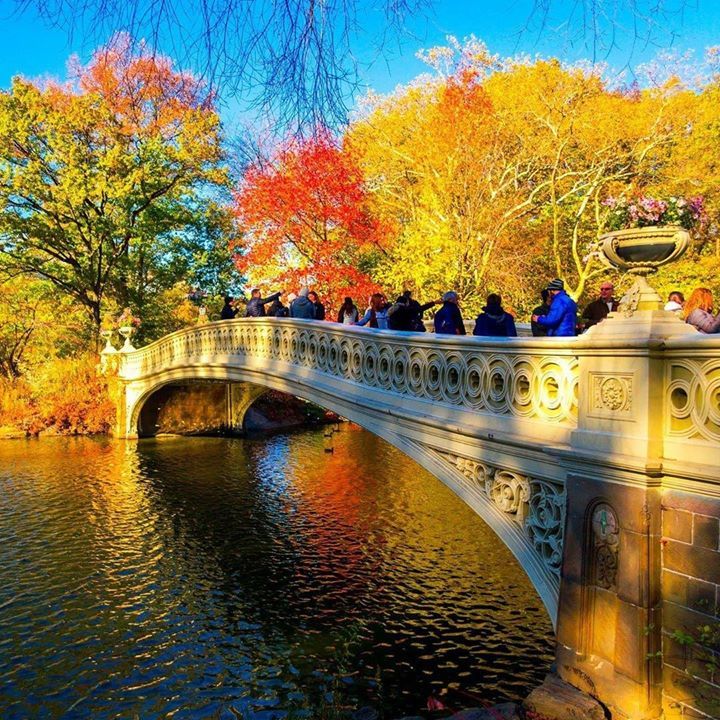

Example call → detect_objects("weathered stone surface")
694 514 719 551
523 674 607 720
664 490 720 519
663 508 693 544
665 541 720 585
663 569 688 606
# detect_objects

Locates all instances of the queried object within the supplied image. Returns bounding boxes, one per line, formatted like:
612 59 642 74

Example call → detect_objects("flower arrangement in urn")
602 194 706 231
115 307 142 330
597 194 705 313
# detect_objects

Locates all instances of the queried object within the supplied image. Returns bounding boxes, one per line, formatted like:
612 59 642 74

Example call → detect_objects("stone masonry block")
664 490 720 519
618 528 661 607
663 697 716 719
694 514 719 551
687 578 717 617
523 674 607 720
613 601 647 682
663 631 689 671
663 667 720 719
664 541 720 585
663 570 688 607
664 508 693 544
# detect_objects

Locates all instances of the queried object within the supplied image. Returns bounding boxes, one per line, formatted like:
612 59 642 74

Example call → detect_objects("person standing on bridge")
356 293 389 329
403 290 441 331
683 287 720 333
290 287 317 319
580 280 618 331
337 297 359 324
246 288 282 318
531 279 577 337
267 292 290 317
221 295 238 320
473 293 517 337
433 291 466 335
308 290 326 320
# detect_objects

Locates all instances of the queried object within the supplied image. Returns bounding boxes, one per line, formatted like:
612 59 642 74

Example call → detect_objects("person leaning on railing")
433 291 466 335
683 287 720 334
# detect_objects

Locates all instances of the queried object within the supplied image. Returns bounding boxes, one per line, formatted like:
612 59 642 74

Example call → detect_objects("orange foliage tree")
233 132 387 312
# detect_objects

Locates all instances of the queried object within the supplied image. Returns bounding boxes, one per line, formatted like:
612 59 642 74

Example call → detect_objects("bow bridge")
111 310 720 720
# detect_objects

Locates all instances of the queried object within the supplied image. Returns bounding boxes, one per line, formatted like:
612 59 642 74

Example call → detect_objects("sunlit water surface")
0 427 553 719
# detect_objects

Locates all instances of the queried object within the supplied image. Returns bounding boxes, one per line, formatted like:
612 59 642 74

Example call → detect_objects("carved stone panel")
435 449 565 581
588 372 634 419
590 503 619 591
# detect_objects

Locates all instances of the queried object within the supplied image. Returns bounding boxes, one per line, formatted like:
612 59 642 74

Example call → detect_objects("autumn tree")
350 45 551 313
233 132 386 309
352 40 712 311
0 36 228 330
481 58 686 299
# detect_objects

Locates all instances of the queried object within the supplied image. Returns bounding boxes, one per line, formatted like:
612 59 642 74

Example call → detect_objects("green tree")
0 36 228 331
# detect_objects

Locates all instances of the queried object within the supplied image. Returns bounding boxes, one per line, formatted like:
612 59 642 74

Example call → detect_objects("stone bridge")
110 307 720 720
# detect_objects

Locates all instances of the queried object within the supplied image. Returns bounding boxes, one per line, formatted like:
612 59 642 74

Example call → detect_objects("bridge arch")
125 354 564 625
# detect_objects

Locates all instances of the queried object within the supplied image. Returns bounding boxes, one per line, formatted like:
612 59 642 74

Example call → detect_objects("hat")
546 279 564 291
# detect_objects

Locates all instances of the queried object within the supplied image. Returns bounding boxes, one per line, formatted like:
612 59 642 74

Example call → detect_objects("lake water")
0 426 553 719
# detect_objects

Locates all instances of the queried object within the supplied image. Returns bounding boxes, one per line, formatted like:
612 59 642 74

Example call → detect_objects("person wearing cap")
531 279 577 337
433 291 466 335
581 280 618 330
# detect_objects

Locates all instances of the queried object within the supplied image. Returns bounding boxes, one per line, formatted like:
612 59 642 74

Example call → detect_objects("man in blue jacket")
531 279 577 337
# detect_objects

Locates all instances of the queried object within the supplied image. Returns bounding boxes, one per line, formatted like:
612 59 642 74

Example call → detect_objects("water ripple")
0 429 553 719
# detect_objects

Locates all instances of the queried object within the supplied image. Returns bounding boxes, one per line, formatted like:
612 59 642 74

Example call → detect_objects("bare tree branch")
11 0 430 133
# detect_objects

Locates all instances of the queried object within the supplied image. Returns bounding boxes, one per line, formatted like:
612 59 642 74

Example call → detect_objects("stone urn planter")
598 224 690 275
118 325 136 352
598 225 690 312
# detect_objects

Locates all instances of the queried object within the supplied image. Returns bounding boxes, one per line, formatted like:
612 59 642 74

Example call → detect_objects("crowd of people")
215 279 720 337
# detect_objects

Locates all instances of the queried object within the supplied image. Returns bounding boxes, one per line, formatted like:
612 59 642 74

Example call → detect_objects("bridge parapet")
118 318 582 428
664 335 720 471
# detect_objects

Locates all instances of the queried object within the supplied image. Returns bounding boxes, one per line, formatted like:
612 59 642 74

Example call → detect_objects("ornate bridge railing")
118 318 581 431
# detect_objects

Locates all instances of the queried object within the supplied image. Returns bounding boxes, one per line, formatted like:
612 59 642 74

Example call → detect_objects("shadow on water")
0 427 554 719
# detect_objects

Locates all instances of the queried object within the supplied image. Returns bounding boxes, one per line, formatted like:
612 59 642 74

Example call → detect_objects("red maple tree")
233 130 387 314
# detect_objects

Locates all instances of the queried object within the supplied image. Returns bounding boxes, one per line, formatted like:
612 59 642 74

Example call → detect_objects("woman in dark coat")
473 294 517 337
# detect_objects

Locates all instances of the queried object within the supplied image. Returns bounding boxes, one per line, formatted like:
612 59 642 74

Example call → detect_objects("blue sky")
1 1 718 100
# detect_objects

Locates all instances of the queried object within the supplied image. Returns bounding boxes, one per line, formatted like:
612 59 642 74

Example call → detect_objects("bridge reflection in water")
0 431 555 717
109 311 720 720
